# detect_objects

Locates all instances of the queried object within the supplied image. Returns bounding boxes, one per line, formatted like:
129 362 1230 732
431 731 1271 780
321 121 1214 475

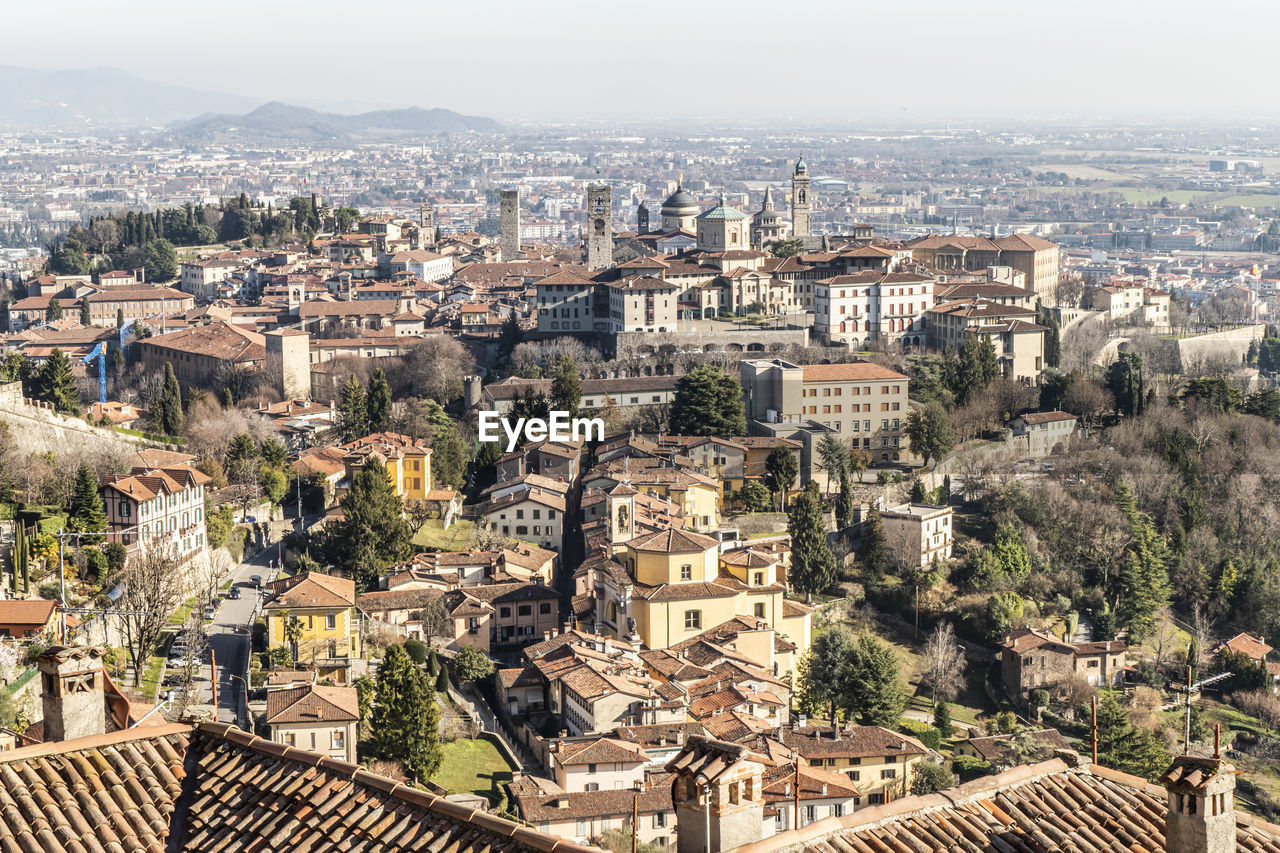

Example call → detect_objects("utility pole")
1090 696 1098 765
632 792 638 853
210 649 219 710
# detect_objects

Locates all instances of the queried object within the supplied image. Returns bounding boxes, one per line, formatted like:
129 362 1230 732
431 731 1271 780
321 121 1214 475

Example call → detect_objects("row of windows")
805 385 902 397
513 508 556 520
282 729 346 750
497 603 553 618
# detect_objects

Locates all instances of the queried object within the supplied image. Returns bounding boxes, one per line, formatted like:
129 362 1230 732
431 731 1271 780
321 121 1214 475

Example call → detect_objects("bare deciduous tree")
118 546 185 685
921 623 965 705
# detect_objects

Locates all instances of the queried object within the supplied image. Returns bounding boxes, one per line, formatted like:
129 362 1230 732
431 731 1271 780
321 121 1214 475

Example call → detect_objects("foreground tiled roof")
734 758 1280 853
0 722 602 853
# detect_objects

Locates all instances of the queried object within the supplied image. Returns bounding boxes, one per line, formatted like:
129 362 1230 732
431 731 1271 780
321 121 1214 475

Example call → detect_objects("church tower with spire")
791 155 811 238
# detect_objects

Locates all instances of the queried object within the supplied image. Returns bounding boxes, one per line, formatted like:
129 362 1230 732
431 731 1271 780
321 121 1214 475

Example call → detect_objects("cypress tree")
366 368 392 433
837 470 855 530
46 298 62 322
337 375 368 442
157 362 184 435
116 306 125 328
370 644 442 783
79 299 92 326
860 507 890 580
788 481 837 595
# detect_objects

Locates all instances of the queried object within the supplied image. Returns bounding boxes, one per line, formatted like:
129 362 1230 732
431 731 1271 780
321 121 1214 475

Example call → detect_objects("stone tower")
667 736 768 853
500 188 521 262
36 646 107 742
637 201 650 235
586 184 613 271
419 203 435 246
1163 754 1237 853
265 329 311 401
791 155 811 238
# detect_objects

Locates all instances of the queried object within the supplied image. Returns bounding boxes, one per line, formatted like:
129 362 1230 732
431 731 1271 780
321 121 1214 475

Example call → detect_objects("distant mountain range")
169 101 502 143
0 65 262 128
0 66 501 137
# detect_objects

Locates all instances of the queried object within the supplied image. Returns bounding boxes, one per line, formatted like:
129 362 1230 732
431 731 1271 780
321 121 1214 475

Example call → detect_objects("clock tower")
586 184 614 270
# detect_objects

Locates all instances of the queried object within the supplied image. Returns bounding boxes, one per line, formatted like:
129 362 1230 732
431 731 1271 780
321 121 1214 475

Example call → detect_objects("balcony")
315 657 353 668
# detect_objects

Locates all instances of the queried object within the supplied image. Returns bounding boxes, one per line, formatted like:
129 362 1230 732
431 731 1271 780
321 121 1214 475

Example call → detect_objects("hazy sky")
6 0 1277 123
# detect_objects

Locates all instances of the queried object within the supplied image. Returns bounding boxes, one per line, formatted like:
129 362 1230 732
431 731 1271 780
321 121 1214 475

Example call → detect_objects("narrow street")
197 541 281 726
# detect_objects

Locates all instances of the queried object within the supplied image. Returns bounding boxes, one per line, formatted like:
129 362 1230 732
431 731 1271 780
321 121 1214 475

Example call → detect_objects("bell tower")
606 483 636 544
791 155 811 238
419 203 435 246
586 184 614 270
637 200 651 235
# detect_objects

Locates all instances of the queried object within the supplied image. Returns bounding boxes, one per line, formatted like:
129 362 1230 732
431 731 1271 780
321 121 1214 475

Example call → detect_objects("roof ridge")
192 723 604 852
0 721 193 763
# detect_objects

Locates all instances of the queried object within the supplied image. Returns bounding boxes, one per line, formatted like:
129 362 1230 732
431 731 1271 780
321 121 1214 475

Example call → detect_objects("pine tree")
328 458 412 587
904 401 955 467
337 375 368 442
550 354 582 415
788 481 838 595
847 633 907 727
1113 481 1171 641
156 362 184 435
836 470 855 529
68 463 106 541
933 701 953 738
366 368 392 433
669 365 747 437
370 644 442 783
38 349 80 414
79 299 92 326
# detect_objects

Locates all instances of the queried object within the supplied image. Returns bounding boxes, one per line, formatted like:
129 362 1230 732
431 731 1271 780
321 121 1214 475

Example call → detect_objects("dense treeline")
46 195 360 279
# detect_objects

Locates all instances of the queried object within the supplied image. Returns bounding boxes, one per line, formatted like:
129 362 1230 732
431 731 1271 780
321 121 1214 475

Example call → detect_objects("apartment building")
879 503 953 567
264 573 362 683
779 724 929 805
606 276 678 333
82 286 194 327
179 258 245 300
740 359 910 460
101 464 211 559
535 268 598 333
925 299 1046 385
813 271 935 348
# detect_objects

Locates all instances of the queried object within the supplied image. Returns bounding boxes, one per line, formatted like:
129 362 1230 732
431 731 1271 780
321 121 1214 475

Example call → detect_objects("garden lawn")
413 519 475 550
433 738 515 800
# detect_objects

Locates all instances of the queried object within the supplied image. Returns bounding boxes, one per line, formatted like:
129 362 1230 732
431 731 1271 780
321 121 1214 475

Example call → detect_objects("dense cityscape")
2 6 1280 853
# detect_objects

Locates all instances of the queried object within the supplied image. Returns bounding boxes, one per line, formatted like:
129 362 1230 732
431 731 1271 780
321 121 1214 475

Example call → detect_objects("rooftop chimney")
1162 745 1236 853
35 646 108 742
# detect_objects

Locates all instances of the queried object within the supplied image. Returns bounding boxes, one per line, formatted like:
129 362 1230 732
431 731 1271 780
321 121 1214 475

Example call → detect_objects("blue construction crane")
82 342 107 405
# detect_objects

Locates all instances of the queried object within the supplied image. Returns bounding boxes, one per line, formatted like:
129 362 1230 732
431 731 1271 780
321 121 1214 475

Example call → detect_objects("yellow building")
340 432 433 502
592 495 806 656
264 572 362 683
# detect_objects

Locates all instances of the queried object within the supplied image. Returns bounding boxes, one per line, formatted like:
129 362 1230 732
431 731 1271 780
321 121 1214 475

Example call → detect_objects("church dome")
662 187 697 211
794 156 808 175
